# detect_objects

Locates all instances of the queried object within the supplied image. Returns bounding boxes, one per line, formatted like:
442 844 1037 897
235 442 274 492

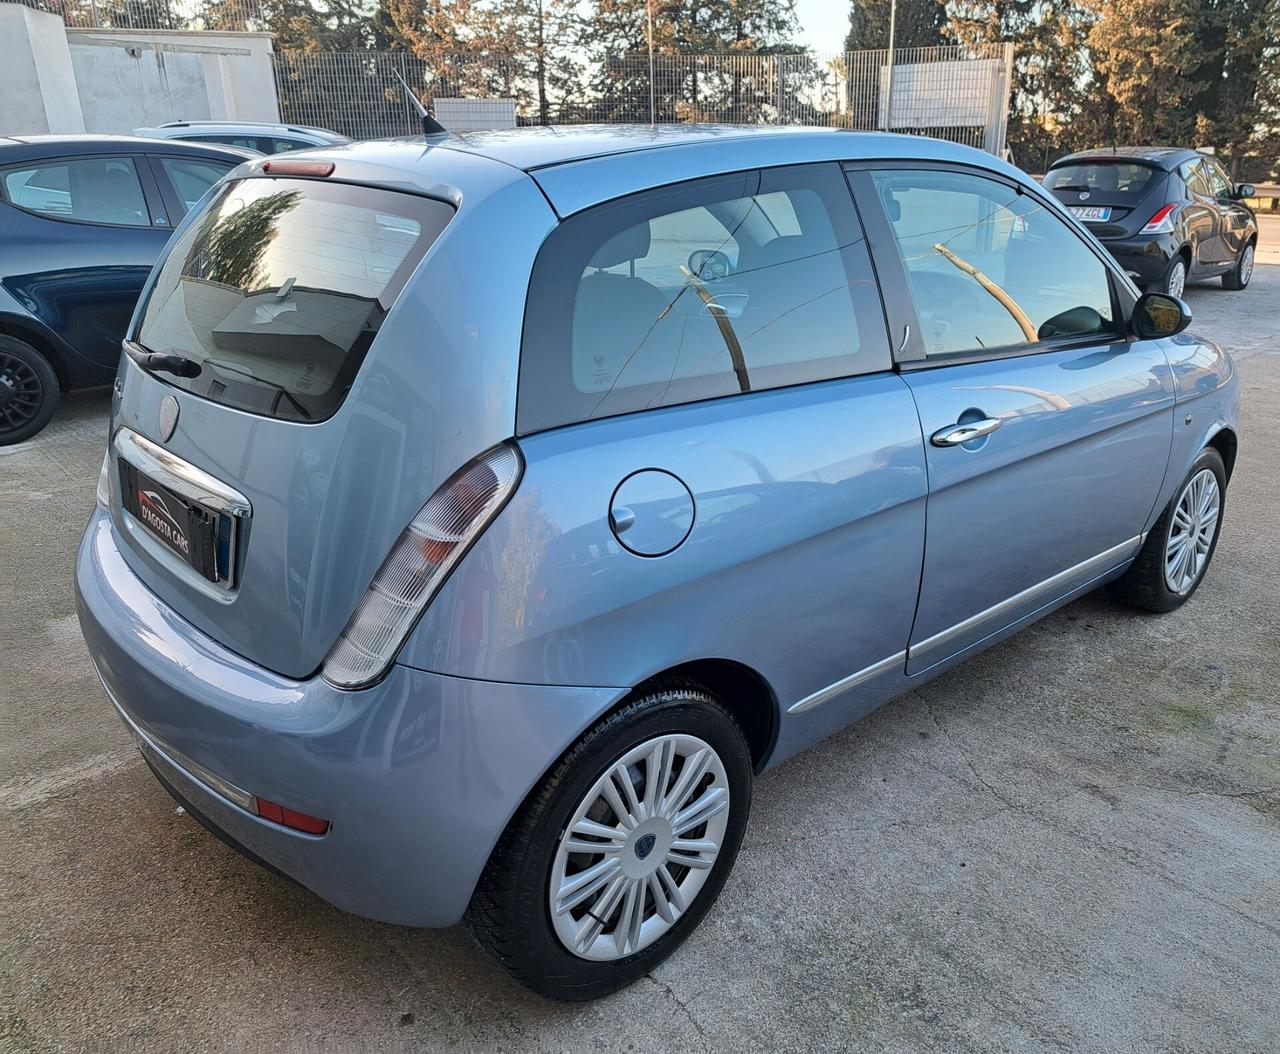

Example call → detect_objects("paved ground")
3 218 1278 1054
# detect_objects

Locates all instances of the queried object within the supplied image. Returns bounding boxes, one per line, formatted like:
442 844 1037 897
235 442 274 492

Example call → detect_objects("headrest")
882 191 902 222
590 221 651 268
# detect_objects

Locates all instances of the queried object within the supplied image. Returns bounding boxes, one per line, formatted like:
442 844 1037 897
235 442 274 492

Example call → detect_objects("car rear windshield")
1044 162 1160 195
135 177 453 421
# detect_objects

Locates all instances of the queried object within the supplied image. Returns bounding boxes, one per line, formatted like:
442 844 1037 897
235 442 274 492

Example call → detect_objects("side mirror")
1131 292 1192 340
1235 184 1256 199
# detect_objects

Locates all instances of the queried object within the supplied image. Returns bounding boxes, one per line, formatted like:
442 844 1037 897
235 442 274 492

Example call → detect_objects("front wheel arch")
1207 426 1238 482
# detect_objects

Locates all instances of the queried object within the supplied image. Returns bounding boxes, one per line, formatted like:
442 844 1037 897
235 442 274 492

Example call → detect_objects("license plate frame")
1070 206 1113 222
120 461 226 585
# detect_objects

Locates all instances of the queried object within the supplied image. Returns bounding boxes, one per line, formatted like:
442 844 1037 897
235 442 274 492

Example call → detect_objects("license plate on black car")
120 462 225 583
1070 206 1112 222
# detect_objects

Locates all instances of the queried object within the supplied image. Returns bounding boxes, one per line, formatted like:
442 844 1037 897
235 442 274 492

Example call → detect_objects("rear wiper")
122 339 202 379
1053 184 1092 192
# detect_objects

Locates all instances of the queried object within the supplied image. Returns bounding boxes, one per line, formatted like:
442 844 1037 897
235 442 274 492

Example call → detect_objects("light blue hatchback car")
76 125 1240 1000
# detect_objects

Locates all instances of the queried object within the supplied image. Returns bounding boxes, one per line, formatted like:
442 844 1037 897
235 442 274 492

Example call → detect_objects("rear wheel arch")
0 316 69 391
629 658 779 773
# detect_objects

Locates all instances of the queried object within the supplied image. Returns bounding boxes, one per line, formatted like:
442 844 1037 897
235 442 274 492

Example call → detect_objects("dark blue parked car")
0 134 252 443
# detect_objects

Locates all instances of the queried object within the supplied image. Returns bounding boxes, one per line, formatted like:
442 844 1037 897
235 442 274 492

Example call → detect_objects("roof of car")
247 125 1032 219
0 134 259 162
1049 146 1203 171
140 120 348 140
431 123 867 171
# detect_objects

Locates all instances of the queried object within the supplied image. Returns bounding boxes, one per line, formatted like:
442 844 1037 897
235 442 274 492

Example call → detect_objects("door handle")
931 418 1002 447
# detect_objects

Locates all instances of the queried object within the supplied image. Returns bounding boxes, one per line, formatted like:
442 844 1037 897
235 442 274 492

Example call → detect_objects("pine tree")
844 0 946 52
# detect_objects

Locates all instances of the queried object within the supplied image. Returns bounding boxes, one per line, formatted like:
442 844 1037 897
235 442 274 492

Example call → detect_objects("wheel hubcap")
1167 261 1186 298
0 352 44 433
1165 468 1219 593
549 733 730 961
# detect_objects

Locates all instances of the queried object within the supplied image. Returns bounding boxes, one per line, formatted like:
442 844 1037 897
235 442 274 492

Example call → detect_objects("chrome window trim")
908 534 1143 662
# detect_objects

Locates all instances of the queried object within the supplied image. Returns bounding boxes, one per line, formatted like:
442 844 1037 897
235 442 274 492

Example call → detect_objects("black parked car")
1043 147 1257 298
0 135 253 444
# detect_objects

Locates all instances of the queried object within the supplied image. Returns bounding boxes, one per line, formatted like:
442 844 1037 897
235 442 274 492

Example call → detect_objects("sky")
795 0 850 53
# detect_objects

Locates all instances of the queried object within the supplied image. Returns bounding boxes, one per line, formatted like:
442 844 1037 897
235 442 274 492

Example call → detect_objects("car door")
847 164 1175 676
1202 157 1250 264
0 153 172 368
1179 161 1224 273
457 162 928 726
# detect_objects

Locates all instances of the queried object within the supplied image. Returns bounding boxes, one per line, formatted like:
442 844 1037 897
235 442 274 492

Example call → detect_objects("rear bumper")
1095 235 1178 286
75 508 625 927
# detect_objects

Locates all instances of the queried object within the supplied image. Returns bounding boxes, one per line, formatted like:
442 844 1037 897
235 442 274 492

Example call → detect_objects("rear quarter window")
518 163 890 434
135 177 453 421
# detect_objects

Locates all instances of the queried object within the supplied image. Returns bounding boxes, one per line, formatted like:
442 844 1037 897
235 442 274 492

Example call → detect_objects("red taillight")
254 797 330 835
1140 204 1178 234
262 159 335 177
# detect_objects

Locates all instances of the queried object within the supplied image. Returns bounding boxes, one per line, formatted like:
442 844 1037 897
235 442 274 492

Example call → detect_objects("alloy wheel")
548 733 730 961
1239 245 1254 286
1165 259 1186 299
0 351 45 435
1165 468 1219 593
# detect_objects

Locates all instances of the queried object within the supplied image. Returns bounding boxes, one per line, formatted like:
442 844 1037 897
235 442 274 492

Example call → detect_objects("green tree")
1088 0 1279 176
579 0 801 121
200 0 376 47
948 0 1104 168
844 0 946 52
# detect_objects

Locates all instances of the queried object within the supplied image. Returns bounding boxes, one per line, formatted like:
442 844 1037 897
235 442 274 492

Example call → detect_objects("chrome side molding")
788 650 907 715
788 533 1144 716
908 534 1143 662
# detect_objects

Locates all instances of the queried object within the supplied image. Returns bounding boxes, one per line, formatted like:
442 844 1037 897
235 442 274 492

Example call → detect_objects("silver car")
131 120 348 155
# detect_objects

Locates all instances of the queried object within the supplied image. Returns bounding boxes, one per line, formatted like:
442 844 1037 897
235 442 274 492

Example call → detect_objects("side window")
519 163 890 433
264 138 307 154
870 169 1116 358
191 134 263 151
2 156 149 226
155 156 233 214
1203 160 1231 199
1179 161 1210 197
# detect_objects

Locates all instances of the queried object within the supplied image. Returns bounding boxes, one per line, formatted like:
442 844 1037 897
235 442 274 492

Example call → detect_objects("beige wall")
66 29 280 133
0 12 278 137
0 5 86 135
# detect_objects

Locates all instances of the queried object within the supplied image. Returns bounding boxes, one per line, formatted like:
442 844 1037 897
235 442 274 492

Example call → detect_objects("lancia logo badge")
158 395 180 441
1079 191 1090 200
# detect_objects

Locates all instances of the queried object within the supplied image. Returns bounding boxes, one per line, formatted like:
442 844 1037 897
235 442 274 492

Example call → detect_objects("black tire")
0 335 59 445
1110 446 1227 613
1221 241 1255 290
1159 254 1188 298
467 684 753 1001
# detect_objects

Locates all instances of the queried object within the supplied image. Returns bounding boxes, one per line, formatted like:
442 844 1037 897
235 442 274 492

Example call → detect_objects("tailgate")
103 161 549 679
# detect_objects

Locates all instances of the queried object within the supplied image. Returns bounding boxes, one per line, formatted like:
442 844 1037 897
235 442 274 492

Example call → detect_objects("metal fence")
274 45 1014 154
5 0 1012 154
5 0 263 28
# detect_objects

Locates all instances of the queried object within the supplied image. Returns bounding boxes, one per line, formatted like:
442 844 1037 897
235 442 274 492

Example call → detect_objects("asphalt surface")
3 217 1278 1053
